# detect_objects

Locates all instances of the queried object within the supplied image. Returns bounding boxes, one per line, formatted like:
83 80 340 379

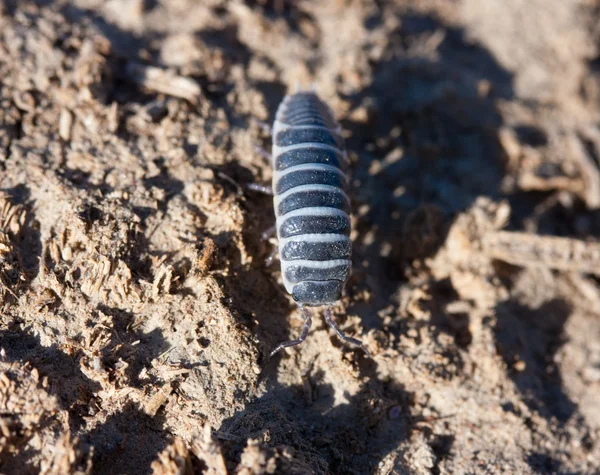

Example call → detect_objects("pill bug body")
267 91 369 357
272 92 351 307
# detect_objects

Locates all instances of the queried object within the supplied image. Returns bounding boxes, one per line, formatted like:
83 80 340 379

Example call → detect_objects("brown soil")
1 0 600 473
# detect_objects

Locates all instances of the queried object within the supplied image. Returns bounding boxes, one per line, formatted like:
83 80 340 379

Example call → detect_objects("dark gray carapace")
269 91 369 358
272 92 351 307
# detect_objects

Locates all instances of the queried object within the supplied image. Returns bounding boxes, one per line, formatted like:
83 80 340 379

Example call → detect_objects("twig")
124 61 202 104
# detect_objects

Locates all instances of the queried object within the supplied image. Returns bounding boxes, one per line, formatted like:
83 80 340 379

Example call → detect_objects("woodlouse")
269 91 369 357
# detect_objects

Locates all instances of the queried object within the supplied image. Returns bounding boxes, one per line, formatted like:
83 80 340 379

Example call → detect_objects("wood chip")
125 62 202 104
59 109 73 141
144 387 169 417
196 237 217 276
498 126 521 169
575 127 600 209
483 230 600 275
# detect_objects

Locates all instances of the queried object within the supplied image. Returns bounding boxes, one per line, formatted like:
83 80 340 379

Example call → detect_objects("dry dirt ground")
1 0 600 473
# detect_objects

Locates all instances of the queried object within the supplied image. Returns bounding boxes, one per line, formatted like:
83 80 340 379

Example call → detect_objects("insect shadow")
340 11 515 333
217 371 420 474
209 159 296 358
494 297 578 423
341 9 585 430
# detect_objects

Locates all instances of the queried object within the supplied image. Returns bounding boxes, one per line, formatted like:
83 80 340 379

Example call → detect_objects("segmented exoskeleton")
269 91 368 357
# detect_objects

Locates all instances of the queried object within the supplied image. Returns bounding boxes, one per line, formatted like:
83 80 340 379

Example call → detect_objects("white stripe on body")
279 233 350 247
274 124 344 138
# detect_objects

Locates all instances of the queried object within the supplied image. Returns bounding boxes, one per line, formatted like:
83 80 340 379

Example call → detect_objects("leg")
217 172 244 196
324 308 371 357
260 225 277 267
269 307 313 358
250 118 272 135
219 173 273 197
264 246 278 268
253 145 273 162
260 225 276 242
249 119 272 162
246 183 273 195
